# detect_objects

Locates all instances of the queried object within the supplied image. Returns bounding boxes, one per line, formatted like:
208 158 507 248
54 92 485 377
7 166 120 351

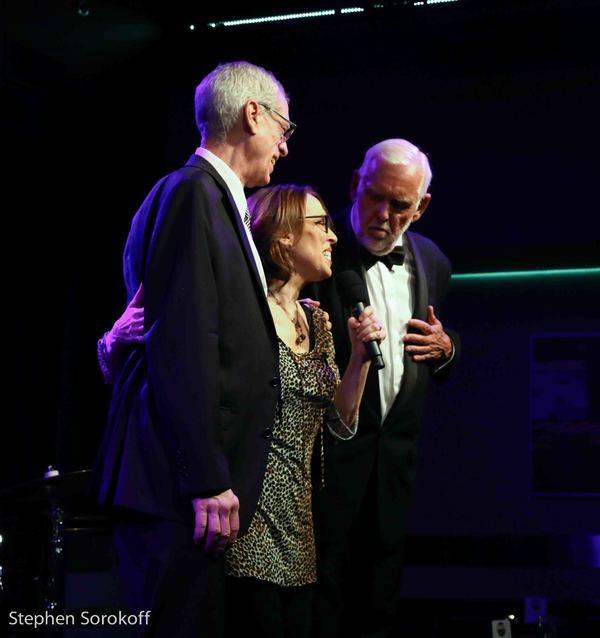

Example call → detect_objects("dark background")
2 0 600 633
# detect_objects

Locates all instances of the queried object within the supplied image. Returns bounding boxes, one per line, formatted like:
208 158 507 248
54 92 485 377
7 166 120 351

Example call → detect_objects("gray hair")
195 61 288 143
358 139 432 198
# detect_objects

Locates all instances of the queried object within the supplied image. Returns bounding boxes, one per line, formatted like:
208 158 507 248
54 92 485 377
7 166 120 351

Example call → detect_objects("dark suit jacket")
94 154 280 534
312 208 459 549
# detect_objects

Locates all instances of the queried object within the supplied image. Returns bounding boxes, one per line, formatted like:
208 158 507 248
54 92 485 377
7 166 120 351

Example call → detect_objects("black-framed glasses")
259 102 297 142
305 215 333 234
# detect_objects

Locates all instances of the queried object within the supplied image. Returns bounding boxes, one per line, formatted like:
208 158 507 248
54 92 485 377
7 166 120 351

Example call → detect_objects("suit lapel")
406 231 428 321
381 232 427 428
187 154 266 299
186 155 276 343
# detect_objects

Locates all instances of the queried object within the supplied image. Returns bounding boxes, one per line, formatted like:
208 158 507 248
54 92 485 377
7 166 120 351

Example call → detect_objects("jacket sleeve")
430 248 461 380
143 175 231 498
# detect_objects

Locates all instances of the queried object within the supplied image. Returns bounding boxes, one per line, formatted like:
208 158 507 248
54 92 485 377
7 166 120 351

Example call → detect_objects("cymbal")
0 468 94 508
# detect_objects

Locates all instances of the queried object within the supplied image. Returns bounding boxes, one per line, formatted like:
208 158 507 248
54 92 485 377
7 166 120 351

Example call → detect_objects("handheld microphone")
337 271 385 370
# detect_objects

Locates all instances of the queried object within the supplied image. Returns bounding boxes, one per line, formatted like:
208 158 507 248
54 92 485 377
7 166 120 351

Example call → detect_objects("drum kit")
0 467 111 618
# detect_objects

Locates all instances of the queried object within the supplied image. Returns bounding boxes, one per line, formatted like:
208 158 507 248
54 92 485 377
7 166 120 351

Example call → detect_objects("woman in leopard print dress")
96 184 384 637
225 185 384 637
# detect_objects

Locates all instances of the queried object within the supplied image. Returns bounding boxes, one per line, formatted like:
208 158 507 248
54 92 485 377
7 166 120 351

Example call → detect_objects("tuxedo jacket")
94 155 280 534
312 209 459 549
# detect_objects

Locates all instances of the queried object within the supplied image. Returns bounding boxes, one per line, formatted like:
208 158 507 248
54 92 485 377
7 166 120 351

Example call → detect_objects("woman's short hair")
249 184 328 283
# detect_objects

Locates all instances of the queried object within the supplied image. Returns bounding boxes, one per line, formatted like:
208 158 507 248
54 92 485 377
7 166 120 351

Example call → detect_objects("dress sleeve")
324 403 358 441
313 307 358 441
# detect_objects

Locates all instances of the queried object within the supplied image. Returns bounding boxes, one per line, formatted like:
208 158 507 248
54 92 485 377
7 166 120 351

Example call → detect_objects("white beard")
371 218 412 256
351 203 413 255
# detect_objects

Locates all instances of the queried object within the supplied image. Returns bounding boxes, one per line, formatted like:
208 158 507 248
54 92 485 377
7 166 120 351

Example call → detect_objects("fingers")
426 305 440 325
192 500 209 544
229 500 240 544
403 331 431 345
127 308 145 341
408 307 442 333
401 308 449 362
407 318 432 333
404 327 451 361
355 305 375 322
298 297 320 308
192 490 239 557
204 506 222 553
358 321 384 342
297 299 330 329
404 334 443 360
130 282 145 307
350 311 385 343
406 345 450 362
405 345 435 361
113 307 145 343
321 310 332 332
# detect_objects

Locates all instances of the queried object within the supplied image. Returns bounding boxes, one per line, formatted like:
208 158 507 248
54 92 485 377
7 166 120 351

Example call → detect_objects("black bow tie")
361 246 405 271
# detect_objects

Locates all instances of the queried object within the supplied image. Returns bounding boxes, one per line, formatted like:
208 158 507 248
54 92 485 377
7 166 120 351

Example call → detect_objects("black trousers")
113 511 226 638
312 469 405 638
226 576 314 638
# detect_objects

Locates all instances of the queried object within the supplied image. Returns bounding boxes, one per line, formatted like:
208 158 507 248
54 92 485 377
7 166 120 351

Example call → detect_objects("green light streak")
452 267 600 282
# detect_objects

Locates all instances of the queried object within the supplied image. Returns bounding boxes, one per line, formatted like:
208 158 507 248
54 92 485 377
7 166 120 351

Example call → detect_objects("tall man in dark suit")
93 61 296 637
312 139 458 638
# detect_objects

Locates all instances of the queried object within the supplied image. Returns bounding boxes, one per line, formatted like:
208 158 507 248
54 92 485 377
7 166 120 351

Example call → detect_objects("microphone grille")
337 270 368 307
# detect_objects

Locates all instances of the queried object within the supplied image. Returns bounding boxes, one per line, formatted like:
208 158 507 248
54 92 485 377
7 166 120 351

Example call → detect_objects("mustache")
370 224 391 234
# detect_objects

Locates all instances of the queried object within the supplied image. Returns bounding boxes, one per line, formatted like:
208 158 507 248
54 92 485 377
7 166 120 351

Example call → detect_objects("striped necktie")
243 207 251 231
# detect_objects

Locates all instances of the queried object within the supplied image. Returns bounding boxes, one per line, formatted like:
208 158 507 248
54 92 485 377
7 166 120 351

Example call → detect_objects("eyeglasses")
259 102 297 143
305 215 333 234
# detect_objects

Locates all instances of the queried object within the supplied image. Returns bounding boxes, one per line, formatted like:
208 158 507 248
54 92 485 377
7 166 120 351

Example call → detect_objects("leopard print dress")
226 306 340 586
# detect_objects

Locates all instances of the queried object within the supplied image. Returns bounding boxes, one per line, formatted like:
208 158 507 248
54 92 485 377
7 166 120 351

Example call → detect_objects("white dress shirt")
364 247 414 424
195 147 268 294
351 205 414 425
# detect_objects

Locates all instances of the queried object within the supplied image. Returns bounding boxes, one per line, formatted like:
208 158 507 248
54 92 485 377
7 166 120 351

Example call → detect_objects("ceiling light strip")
208 9 336 28
207 2 462 28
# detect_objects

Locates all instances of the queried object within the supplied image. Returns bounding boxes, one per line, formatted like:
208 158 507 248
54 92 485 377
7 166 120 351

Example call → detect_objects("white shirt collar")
195 147 247 219
194 147 268 295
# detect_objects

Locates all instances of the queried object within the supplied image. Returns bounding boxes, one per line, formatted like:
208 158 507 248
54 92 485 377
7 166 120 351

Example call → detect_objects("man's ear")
350 170 360 202
243 100 261 135
411 193 431 223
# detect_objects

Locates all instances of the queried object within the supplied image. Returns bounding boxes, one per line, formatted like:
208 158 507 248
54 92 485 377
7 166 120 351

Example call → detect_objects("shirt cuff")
97 332 115 385
434 340 455 374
